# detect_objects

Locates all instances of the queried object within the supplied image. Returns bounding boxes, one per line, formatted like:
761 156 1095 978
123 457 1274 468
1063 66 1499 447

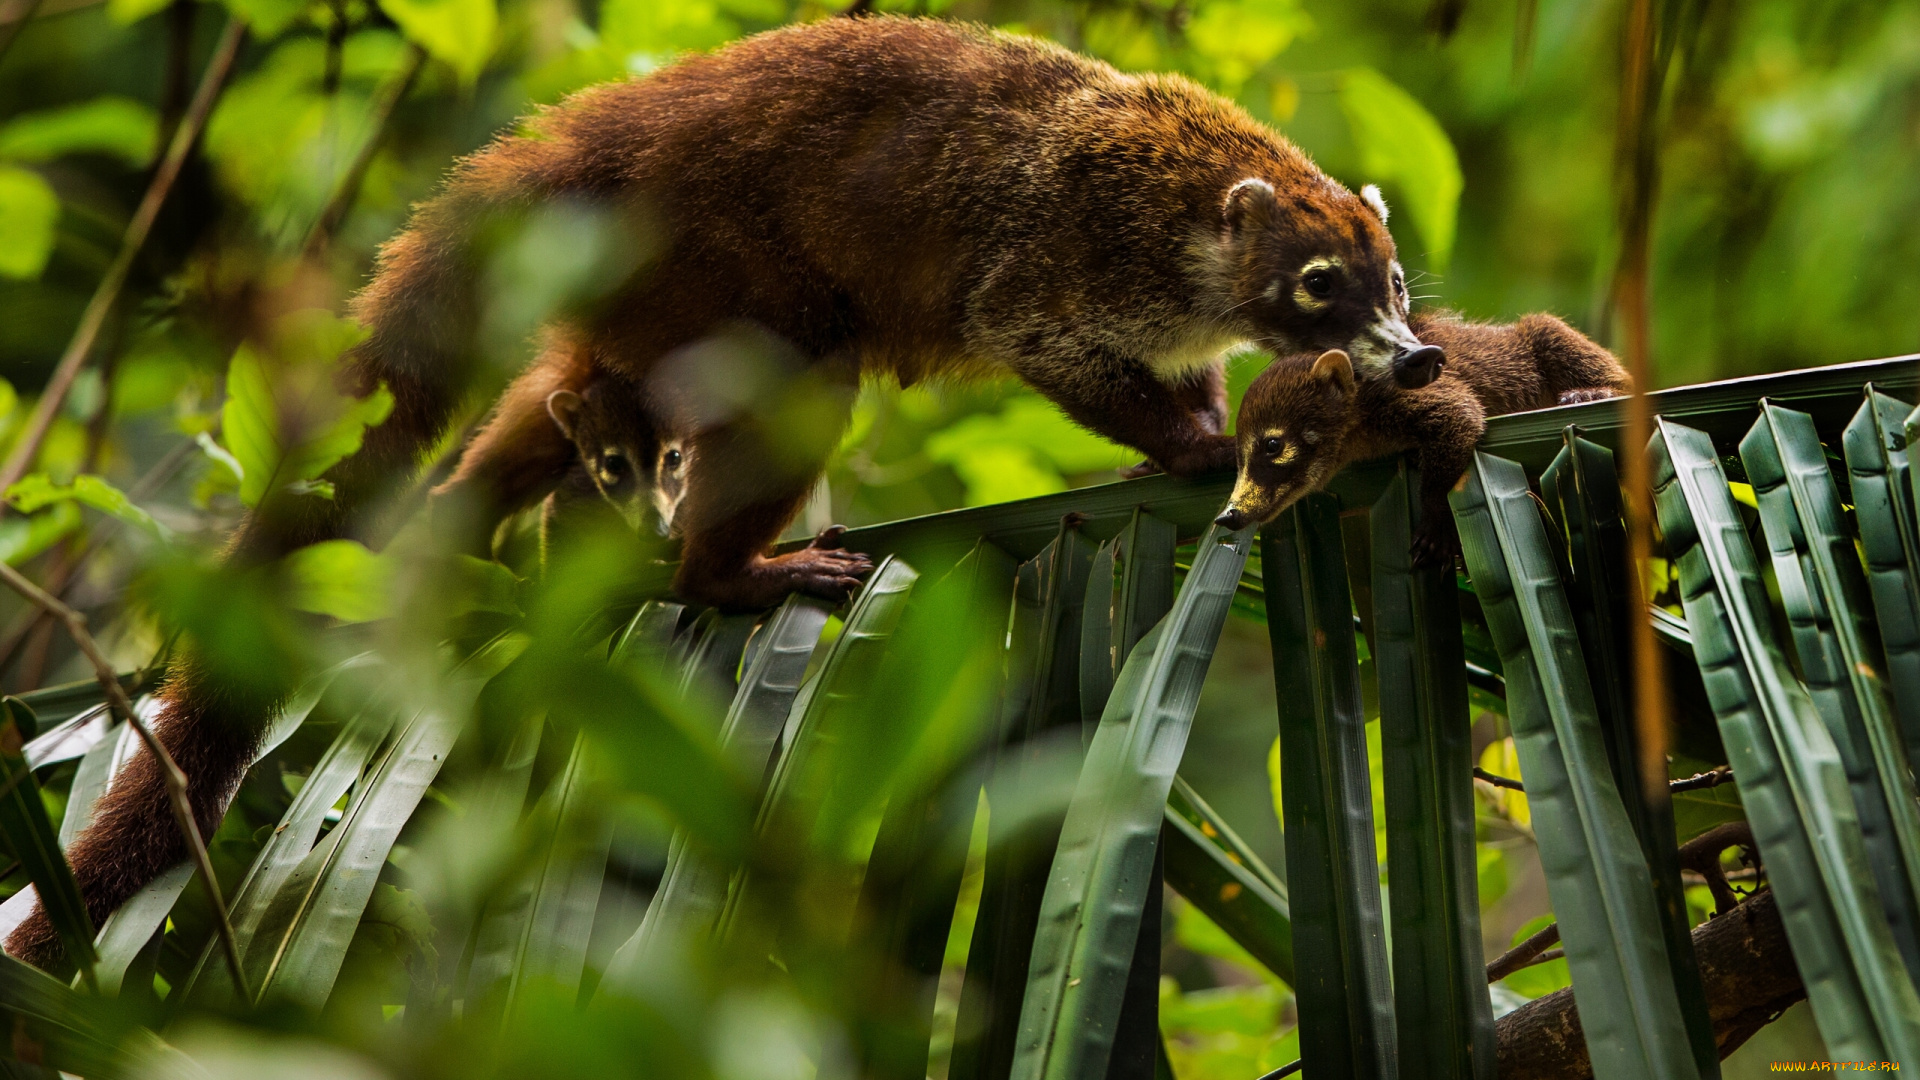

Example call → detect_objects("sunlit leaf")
1185 0 1310 90
0 97 158 167
284 540 397 623
219 0 310 38
221 311 390 509
0 165 58 280
0 502 81 566
106 0 172 24
1338 67 1461 271
6 473 167 539
378 0 497 83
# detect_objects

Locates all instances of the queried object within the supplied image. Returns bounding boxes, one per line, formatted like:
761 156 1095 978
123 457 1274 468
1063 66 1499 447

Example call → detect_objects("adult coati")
7 16 1440 966
1214 311 1629 560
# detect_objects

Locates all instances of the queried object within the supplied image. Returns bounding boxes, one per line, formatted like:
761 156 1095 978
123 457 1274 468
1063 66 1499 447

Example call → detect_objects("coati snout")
1218 179 1442 389
1216 349 1359 530
546 385 689 537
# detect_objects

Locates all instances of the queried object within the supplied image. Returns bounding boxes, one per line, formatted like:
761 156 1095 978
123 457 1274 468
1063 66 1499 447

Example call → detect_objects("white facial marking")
1275 445 1299 464
1263 281 1282 302
1294 257 1343 311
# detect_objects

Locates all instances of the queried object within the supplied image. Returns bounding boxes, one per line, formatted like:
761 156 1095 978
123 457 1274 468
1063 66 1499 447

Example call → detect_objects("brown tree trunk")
1496 888 1804 1078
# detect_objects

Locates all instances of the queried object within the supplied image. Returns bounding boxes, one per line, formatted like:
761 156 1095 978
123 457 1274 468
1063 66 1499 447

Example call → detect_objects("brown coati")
1214 310 1630 561
7 15 1441 967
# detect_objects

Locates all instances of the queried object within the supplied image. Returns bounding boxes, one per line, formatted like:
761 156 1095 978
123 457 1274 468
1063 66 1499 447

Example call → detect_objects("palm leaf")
1651 417 1920 1060
1011 518 1253 1080
1261 493 1395 1079
1453 451 1701 1079
1370 463 1496 1080
1162 775 1292 984
0 701 94 987
1845 389 1920 761
1742 402 1920 972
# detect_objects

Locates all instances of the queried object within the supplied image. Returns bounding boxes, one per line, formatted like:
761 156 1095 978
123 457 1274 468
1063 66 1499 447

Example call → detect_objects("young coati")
537 374 691 565
7 16 1444 967
1214 311 1630 561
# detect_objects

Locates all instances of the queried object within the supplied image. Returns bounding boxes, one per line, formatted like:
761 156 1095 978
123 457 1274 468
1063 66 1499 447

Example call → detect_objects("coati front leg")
1014 348 1235 480
1357 380 1486 568
1514 313 1633 404
1118 359 1230 479
672 417 873 612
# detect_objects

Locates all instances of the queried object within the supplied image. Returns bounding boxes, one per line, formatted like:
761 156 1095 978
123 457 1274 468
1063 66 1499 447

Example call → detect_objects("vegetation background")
0 0 1912 1074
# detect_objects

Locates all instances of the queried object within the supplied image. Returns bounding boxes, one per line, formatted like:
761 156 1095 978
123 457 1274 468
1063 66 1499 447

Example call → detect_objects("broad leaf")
378 0 497 83
0 97 158 167
1338 67 1462 271
6 473 167 539
284 540 396 623
221 311 391 509
0 165 59 280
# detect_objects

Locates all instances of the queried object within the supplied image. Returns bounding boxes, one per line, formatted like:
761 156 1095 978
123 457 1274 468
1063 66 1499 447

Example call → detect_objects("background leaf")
0 165 59 280
1337 67 1462 271
0 98 158 167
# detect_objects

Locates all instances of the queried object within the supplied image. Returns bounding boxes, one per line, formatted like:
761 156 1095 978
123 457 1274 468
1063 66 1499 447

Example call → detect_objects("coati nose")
1215 506 1250 531
1392 344 1445 389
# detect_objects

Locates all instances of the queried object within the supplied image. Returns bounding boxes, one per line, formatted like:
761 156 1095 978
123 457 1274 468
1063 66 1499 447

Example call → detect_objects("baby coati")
538 374 690 566
1215 311 1630 561
7 16 1445 967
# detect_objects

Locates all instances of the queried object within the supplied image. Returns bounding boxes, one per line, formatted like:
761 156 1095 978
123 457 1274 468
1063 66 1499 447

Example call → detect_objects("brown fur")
9 16 1428 968
1220 310 1630 562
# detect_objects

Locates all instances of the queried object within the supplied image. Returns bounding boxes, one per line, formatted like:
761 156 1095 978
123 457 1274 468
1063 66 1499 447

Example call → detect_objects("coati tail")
6 167 513 971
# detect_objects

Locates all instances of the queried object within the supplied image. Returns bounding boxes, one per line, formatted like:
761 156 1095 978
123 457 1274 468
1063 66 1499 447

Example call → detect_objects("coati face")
1213 349 1359 530
546 386 690 537
1218 178 1443 390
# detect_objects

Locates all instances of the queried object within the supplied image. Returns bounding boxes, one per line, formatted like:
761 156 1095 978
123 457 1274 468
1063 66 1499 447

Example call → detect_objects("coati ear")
1223 178 1281 241
1360 184 1389 225
1310 349 1357 397
546 389 584 440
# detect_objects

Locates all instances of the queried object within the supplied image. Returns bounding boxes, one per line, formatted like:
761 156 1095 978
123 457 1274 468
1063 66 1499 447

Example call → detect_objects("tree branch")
1496 888 1802 1079
0 561 251 1001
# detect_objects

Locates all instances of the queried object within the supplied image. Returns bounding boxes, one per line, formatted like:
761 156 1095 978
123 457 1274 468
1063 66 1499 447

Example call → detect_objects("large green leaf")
1742 402 1920 974
599 595 831 1000
953 522 1104 1080
0 704 95 987
1372 464 1496 1080
1453 451 1700 1079
1651 417 1920 1060
5 474 166 540
1012 519 1253 1080
1262 493 1394 1080
1337 67 1462 271
1539 432 1718 1077
1845 390 1920 764
220 312 391 510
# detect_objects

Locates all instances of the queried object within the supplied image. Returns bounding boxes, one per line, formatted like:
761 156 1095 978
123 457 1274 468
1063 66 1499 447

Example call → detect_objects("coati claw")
810 524 849 549
1119 460 1164 480
1409 521 1462 570
1557 387 1620 405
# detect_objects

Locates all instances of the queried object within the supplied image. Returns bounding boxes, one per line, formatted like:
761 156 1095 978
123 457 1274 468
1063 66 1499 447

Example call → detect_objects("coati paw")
1557 387 1620 405
1119 459 1164 480
1409 520 1462 570
771 533 873 603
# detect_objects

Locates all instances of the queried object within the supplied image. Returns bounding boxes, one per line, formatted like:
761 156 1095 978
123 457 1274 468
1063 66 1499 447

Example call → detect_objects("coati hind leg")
1516 314 1633 404
1119 358 1229 479
1012 348 1235 480
672 413 873 612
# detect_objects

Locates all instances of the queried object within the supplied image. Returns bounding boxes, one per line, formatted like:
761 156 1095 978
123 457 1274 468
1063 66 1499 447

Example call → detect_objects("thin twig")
0 561 251 1000
0 16 247 507
301 42 427 259
1254 1058 1302 1080
1487 920 1562 983
1473 766 1525 791
1668 764 1734 793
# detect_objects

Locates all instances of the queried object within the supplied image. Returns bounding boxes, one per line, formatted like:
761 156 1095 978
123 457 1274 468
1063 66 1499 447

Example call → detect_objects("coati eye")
602 452 631 479
1302 269 1334 299
663 448 683 471
1262 436 1285 457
